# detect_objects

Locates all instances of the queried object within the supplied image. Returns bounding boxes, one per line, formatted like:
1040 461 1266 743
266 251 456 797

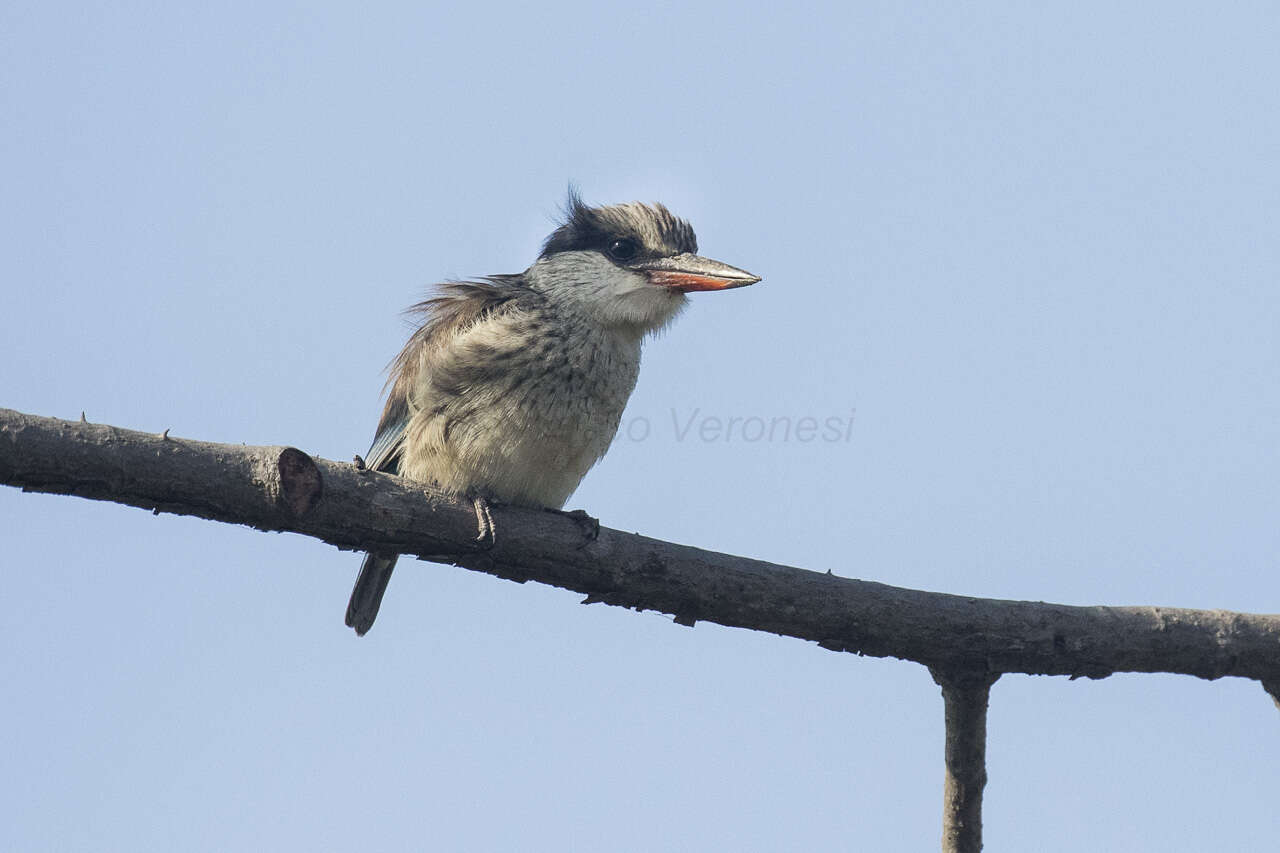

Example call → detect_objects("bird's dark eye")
607 238 639 261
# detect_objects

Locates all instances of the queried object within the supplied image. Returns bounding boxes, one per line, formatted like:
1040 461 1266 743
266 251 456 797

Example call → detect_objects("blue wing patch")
364 413 407 475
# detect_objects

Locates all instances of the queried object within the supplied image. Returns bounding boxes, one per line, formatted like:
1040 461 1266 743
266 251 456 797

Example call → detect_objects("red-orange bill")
635 253 760 293
649 271 757 292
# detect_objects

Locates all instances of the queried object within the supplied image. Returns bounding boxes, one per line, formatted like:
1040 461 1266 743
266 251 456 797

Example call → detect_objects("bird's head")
528 192 759 335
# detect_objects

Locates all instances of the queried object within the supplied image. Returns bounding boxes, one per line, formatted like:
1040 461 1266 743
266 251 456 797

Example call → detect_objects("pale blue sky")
3 3 1278 850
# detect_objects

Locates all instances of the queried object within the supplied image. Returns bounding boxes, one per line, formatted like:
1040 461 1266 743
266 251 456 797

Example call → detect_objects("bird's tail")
346 552 399 636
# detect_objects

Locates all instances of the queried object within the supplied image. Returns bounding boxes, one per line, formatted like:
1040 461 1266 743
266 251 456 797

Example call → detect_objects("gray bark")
3 407 1279 686
931 669 999 853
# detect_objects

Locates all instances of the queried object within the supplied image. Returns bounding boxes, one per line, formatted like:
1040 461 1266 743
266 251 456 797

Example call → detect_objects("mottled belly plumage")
398 311 641 509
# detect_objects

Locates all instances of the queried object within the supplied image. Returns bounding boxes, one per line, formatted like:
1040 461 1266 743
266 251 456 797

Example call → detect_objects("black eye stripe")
540 197 697 259
606 238 639 261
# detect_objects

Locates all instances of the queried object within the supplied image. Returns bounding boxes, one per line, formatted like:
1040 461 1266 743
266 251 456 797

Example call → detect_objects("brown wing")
365 276 532 473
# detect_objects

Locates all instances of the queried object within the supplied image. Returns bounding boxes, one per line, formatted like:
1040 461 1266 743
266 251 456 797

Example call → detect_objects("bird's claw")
473 496 496 546
551 507 599 544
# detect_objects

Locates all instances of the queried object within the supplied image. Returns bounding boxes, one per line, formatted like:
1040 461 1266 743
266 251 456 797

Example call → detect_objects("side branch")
3 408 1279 685
931 668 999 853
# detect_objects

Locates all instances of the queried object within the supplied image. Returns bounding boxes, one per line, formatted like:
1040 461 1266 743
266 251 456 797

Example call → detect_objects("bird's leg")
472 495 497 546
546 507 600 543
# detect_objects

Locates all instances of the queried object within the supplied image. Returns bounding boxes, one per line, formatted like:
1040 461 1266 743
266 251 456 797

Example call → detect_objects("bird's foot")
547 507 600 544
472 495 497 546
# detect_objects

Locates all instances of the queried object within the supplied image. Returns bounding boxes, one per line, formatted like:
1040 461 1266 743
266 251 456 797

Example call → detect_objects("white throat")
528 252 687 337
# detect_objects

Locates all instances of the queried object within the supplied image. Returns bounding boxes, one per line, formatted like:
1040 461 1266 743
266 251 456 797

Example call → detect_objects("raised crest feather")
540 190 697 259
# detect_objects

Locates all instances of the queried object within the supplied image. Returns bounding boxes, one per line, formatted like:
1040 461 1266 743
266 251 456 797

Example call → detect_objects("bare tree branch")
1265 681 1280 713
3 407 1279 687
931 668 999 853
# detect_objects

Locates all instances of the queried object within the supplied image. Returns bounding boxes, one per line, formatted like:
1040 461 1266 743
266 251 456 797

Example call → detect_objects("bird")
345 192 759 635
